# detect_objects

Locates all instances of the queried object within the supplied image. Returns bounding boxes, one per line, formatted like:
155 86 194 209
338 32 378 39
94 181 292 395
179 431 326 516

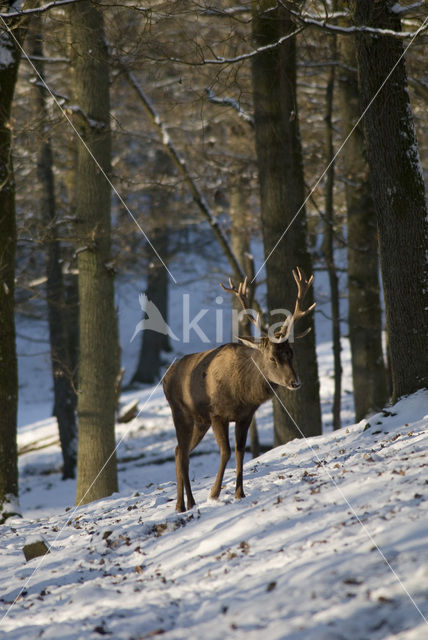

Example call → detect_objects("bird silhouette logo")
131 293 179 342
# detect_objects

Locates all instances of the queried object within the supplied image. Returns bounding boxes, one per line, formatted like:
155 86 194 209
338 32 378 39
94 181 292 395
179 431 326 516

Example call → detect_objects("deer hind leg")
234 417 252 499
189 423 210 453
210 416 230 500
173 411 195 512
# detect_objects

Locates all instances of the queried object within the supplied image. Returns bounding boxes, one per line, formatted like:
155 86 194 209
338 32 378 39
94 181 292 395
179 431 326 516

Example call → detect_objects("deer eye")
269 356 276 364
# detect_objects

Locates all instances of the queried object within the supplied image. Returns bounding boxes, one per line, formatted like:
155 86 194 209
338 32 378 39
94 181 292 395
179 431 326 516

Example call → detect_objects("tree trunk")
29 18 77 479
69 1 119 504
0 24 21 522
132 226 169 384
353 0 427 401
251 1 322 444
336 15 388 421
229 176 260 458
132 150 172 384
63 92 80 402
322 61 342 430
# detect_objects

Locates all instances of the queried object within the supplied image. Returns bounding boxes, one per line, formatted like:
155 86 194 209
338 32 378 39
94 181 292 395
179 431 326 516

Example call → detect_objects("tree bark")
353 0 427 401
69 1 119 504
0 22 21 522
132 226 169 384
229 176 260 457
29 18 77 479
63 87 80 402
322 61 342 430
132 150 172 384
336 13 388 422
251 1 322 444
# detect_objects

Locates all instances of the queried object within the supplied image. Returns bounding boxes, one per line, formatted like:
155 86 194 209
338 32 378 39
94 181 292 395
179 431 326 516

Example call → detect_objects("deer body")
163 268 315 512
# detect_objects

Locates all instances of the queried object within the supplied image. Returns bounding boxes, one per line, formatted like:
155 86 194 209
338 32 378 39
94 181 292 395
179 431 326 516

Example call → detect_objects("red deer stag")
163 268 315 512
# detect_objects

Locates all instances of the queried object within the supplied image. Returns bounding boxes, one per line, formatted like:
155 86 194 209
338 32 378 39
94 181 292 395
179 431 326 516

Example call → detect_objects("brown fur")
163 338 301 512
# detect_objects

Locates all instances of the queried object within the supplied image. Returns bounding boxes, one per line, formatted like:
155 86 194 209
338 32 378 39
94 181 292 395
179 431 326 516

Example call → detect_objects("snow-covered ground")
1 388 427 639
2 260 427 639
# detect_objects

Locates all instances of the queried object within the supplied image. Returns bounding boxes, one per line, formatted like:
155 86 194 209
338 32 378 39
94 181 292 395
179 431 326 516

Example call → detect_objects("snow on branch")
283 4 428 39
0 0 83 19
28 73 107 130
30 78 69 102
121 64 265 320
205 88 254 128
201 5 251 18
65 105 107 131
169 25 304 66
29 54 69 64
390 2 425 16
122 66 245 283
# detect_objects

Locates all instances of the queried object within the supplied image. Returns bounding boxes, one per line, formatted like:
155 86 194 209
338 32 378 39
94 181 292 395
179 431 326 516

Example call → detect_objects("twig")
169 26 305 66
120 63 266 320
205 88 254 128
282 3 428 39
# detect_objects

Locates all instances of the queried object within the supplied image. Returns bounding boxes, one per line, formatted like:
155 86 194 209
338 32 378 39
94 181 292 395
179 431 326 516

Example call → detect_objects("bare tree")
229 174 260 457
251 1 322 443
336 19 388 420
322 55 342 430
0 5 33 522
353 0 427 401
29 16 77 479
132 150 172 385
68 1 119 504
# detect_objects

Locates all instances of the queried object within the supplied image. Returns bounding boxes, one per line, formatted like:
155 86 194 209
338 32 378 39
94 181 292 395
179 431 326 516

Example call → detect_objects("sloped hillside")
1 391 427 639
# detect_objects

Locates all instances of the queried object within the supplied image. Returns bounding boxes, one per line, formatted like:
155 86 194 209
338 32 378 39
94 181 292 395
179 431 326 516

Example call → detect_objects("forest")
0 1 427 637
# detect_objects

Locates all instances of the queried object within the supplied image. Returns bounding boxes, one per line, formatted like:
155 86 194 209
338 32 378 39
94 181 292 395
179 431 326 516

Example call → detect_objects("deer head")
221 267 316 390
236 335 301 390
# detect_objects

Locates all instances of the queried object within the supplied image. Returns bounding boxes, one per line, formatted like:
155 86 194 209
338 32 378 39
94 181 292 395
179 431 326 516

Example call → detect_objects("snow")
390 2 424 15
3 260 427 639
0 46 14 69
1 390 427 639
0 31 15 70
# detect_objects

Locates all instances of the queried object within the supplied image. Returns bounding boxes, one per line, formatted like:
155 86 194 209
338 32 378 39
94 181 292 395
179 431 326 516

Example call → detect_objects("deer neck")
242 348 276 406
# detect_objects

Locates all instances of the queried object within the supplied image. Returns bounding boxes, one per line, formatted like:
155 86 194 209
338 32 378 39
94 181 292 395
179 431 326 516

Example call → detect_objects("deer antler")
220 276 260 331
278 267 316 341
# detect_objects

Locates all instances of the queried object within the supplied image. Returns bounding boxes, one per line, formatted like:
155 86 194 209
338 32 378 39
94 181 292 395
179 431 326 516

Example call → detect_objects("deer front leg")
175 445 195 512
234 418 252 499
210 417 230 499
175 445 185 513
173 413 196 512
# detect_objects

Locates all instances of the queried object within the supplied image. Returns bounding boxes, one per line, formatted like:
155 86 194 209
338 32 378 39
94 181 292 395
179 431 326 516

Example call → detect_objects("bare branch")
169 25 305 66
200 5 251 18
28 54 69 64
282 3 428 39
205 88 254 128
408 76 428 102
118 64 268 320
0 0 84 20
390 1 425 16
122 66 243 276
65 105 107 131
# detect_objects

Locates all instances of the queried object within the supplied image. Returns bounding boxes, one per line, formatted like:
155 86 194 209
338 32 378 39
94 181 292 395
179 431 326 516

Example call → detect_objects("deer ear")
237 336 260 350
